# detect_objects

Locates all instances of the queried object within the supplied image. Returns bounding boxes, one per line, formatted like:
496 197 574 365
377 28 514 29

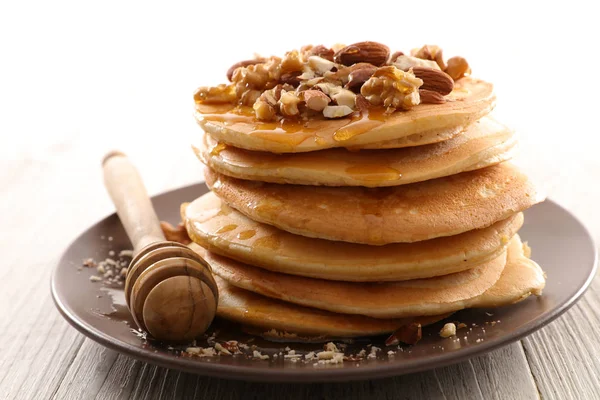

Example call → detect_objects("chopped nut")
389 51 404 63
439 322 457 338
385 323 422 346
231 57 282 93
281 50 303 73
214 342 232 355
323 105 353 118
89 275 102 282
278 91 301 116
361 66 422 111
160 221 192 245
280 71 301 86
308 56 336 75
411 45 446 70
446 56 471 81
252 350 269 360
306 44 334 61
393 55 440 71
330 88 356 108
303 90 331 111
253 87 280 121
194 84 236 104
239 89 262 106
345 64 377 92
226 58 266 81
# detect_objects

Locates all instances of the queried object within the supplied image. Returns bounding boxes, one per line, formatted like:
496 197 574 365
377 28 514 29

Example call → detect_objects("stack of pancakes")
185 45 546 340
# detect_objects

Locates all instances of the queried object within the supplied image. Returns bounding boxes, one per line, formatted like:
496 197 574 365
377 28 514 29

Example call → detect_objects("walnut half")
360 66 423 111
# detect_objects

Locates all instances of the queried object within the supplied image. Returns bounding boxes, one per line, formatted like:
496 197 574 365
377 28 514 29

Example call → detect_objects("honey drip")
345 165 402 182
237 230 256 240
215 224 237 234
253 234 281 250
333 108 388 142
209 142 228 156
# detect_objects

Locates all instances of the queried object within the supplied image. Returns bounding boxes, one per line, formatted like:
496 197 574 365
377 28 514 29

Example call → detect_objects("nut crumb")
440 323 457 338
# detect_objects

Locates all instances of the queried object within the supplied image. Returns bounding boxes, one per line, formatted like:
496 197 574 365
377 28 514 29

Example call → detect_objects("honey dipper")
102 151 218 342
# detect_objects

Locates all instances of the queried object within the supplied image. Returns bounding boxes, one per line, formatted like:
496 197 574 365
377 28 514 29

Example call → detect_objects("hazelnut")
446 56 471 81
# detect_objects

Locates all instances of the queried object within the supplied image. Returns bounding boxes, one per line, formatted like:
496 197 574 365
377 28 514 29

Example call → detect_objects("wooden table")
2 2 599 397
1 133 598 400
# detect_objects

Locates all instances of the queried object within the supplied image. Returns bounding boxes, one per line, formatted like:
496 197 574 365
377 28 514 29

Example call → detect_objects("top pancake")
196 77 495 153
204 162 543 245
195 116 515 187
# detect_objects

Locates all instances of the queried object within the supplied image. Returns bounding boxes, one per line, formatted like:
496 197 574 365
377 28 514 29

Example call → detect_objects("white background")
1 0 599 233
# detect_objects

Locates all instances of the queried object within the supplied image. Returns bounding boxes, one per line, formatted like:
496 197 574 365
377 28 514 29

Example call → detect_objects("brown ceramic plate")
51 184 597 382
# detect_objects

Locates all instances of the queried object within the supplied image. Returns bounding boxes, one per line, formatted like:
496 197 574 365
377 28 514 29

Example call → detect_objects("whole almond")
345 64 377 92
226 59 265 81
334 41 390 67
303 90 331 111
419 89 446 104
412 66 454 95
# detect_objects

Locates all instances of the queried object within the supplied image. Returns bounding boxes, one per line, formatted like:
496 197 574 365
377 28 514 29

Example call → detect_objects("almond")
345 64 377 92
334 41 390 67
419 89 446 104
389 51 405 64
412 66 454 95
303 90 331 111
226 59 265 81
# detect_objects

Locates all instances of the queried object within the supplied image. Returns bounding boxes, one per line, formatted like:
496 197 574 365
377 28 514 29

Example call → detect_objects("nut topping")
226 59 265 81
393 55 440 72
361 66 423 111
345 64 377 92
303 90 331 111
334 41 390 66
307 45 334 61
197 42 472 119
419 89 446 104
323 105 353 118
412 67 454 95
411 45 446 70
446 56 471 81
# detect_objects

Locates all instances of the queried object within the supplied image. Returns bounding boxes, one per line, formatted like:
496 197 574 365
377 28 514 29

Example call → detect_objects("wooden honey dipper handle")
102 151 165 254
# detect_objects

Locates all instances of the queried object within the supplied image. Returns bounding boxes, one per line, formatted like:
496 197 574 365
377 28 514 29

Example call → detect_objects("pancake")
465 235 546 307
196 77 495 153
195 116 515 187
183 192 523 281
214 276 450 338
204 163 543 245
202 247 506 319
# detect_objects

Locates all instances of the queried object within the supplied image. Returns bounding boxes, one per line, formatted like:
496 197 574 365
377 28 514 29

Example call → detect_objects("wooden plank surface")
0 138 598 400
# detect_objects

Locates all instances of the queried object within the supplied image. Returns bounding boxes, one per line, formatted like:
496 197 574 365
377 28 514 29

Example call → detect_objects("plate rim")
50 185 598 382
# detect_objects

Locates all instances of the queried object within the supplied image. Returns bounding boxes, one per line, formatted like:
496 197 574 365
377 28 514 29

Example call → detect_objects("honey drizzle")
198 104 392 147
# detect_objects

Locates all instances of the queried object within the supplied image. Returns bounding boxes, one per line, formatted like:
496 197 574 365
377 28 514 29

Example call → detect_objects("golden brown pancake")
196 77 495 153
202 248 506 319
214 276 450 337
195 116 515 187
204 163 543 245
465 235 546 307
183 193 523 281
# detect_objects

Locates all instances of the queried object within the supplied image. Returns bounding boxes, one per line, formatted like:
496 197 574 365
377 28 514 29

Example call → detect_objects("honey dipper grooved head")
125 241 218 342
